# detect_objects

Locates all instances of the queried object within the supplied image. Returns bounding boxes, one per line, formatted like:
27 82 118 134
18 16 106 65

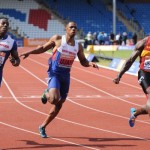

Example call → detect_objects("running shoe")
39 126 48 138
129 108 136 127
41 89 48 104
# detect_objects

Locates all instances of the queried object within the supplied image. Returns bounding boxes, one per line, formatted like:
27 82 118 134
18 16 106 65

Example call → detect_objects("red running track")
0 47 150 150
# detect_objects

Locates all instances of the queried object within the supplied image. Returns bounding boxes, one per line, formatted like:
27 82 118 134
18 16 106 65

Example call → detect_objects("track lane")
0 48 150 147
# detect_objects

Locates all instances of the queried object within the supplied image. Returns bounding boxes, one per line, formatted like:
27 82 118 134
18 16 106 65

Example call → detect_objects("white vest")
57 35 79 68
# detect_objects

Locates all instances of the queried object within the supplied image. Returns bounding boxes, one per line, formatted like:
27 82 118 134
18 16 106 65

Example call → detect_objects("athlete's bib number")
59 55 75 68
144 59 150 70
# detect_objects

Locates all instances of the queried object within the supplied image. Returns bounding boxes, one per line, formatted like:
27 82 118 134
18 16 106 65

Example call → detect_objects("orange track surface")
0 47 150 150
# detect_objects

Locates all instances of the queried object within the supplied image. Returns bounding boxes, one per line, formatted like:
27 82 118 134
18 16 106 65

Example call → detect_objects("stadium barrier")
87 45 118 52
109 58 139 75
86 54 99 62
24 38 49 47
87 45 135 52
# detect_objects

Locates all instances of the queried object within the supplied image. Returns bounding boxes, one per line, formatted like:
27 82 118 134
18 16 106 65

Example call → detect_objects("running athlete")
20 21 99 138
113 36 150 127
0 17 20 86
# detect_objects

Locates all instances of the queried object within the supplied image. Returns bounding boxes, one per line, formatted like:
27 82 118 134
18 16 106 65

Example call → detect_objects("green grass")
89 50 133 59
98 58 112 66
84 50 138 67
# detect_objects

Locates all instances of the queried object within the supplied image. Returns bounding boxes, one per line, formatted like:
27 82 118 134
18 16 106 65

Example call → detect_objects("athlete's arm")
20 35 61 59
10 51 20 66
77 43 99 69
113 37 147 84
10 41 20 66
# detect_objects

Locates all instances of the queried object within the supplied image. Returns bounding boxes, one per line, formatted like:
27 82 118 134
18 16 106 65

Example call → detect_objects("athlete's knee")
48 94 59 104
50 95 66 105
50 98 59 105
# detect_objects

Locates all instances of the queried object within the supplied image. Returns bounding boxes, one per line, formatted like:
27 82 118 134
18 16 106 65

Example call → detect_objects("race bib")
0 52 6 66
58 55 75 68
144 59 150 70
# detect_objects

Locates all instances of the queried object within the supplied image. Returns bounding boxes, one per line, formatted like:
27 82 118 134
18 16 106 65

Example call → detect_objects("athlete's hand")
20 53 29 59
113 76 120 84
90 62 99 69
9 57 18 66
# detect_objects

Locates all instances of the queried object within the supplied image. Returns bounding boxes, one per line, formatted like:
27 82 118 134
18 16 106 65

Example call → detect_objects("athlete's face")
0 19 9 36
66 22 77 37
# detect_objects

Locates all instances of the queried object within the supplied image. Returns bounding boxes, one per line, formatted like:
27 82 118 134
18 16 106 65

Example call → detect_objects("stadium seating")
42 0 127 35
0 0 65 38
127 3 150 35
29 9 51 30
1 0 150 39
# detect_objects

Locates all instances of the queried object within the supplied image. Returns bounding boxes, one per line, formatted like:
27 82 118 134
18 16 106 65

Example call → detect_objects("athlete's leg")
40 75 69 129
41 98 65 128
41 87 64 128
133 70 150 118
129 70 149 127
144 87 150 114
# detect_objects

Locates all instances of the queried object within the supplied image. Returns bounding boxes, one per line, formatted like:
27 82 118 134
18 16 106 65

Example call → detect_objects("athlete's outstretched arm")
20 35 60 59
77 43 99 69
113 37 148 84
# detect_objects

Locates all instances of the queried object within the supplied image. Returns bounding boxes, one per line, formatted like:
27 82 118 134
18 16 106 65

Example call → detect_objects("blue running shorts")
47 75 70 100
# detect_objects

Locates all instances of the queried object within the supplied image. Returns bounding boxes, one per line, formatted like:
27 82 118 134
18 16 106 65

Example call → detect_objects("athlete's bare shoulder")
50 34 62 45
50 34 62 41
135 36 148 52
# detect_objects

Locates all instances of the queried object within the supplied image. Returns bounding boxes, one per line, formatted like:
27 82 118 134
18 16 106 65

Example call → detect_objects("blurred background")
1 0 148 74
1 0 149 47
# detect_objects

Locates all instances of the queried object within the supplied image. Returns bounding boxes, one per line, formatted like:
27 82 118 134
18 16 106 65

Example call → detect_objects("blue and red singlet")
0 35 17 86
48 35 79 77
46 35 79 99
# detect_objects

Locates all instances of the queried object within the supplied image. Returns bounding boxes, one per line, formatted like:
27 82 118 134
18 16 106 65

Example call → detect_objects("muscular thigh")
138 70 150 94
60 76 70 100
48 76 60 100
47 75 70 101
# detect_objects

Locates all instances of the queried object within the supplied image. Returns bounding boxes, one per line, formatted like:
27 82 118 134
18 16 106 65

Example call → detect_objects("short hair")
65 21 77 27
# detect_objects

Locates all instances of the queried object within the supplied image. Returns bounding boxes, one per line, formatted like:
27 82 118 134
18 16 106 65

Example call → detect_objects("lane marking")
0 94 145 99
3 65 150 141
0 121 100 150
27 58 143 106
3 79 100 150
3 78 150 142
19 63 150 127
3 56 150 144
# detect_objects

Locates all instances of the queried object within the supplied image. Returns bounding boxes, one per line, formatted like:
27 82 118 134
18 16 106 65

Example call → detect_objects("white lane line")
3 78 150 141
73 66 140 89
3 79 100 150
19 64 150 125
0 95 145 99
30 53 140 89
4 65 150 141
28 58 142 106
71 76 142 107
0 121 100 150
67 98 150 125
